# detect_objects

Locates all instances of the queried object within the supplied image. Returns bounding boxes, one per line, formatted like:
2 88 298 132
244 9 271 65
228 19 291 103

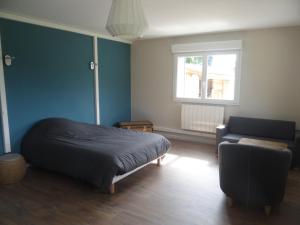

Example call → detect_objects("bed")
21 118 170 193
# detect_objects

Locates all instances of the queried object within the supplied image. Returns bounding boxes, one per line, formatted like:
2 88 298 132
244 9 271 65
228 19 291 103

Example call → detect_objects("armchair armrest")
216 124 228 153
294 133 300 168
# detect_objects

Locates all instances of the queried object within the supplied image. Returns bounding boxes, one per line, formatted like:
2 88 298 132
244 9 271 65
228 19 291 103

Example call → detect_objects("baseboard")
153 126 216 145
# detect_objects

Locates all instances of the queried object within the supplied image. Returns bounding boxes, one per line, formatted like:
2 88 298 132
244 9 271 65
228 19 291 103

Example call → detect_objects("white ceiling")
1 0 300 39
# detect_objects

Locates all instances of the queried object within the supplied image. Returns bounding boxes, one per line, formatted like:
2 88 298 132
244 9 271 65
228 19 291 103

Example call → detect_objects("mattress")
21 118 170 190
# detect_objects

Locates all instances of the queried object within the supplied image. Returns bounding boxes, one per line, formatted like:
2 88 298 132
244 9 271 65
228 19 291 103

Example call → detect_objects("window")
172 41 241 105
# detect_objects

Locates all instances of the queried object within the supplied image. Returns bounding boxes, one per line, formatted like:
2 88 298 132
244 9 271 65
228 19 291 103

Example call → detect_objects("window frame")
173 49 242 105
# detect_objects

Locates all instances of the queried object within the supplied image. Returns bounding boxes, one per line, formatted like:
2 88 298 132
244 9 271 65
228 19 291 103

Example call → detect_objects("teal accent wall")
98 38 131 126
0 18 95 152
0 19 131 154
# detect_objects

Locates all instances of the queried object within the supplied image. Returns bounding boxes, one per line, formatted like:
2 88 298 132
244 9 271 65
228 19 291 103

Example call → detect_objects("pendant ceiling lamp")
106 0 148 40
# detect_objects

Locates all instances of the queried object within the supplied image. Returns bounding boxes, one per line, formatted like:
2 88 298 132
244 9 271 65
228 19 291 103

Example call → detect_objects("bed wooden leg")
157 157 161 167
109 183 115 194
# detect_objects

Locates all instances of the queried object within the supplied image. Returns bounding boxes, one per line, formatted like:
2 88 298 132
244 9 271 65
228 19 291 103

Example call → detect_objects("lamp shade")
106 0 148 40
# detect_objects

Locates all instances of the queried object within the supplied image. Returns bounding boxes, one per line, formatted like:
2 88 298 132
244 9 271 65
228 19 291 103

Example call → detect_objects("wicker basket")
0 153 27 185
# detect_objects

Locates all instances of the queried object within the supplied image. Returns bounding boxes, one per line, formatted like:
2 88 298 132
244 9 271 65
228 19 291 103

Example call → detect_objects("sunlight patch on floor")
151 153 179 165
153 153 211 172
169 156 209 171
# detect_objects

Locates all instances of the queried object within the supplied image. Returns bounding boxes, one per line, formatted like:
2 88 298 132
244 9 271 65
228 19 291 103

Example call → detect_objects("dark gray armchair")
218 142 292 215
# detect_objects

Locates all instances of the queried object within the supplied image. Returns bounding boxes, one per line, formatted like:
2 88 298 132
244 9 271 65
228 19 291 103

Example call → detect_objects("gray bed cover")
21 118 170 190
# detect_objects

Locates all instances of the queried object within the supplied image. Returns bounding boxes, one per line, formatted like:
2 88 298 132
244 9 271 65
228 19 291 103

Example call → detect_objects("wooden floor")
1 139 300 225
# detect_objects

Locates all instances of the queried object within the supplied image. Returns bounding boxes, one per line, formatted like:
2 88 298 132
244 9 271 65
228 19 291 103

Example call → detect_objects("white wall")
131 26 300 130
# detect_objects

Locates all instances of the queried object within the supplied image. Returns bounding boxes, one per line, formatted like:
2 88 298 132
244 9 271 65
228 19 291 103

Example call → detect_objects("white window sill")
174 97 240 106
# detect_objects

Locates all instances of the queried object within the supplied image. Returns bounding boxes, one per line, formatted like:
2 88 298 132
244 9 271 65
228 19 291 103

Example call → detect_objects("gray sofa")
218 142 291 214
216 116 299 167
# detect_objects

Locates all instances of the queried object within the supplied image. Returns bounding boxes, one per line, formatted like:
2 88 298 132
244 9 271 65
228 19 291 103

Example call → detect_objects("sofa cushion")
228 117 295 141
222 133 243 143
222 133 295 150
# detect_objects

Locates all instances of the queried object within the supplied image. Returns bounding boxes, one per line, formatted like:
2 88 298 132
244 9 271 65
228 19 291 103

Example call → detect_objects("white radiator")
181 104 224 133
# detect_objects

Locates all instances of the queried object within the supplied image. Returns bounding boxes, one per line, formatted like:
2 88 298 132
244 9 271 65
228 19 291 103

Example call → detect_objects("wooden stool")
0 153 27 185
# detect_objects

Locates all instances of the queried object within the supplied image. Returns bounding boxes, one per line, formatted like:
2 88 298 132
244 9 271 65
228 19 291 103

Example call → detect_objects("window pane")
206 54 237 100
176 56 203 99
